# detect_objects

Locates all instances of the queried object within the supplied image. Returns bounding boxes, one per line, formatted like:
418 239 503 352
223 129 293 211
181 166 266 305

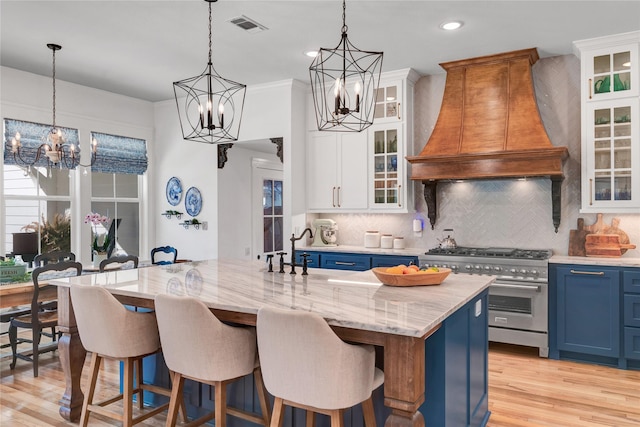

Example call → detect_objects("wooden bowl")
371 267 451 287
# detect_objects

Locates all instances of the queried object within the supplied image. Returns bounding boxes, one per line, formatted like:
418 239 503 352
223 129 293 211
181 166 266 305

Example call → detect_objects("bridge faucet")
290 228 313 275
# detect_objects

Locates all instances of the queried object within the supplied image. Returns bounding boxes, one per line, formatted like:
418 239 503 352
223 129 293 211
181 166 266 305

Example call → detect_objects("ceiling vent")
228 15 268 33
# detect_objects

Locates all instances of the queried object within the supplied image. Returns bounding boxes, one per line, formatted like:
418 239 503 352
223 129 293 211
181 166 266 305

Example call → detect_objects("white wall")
0 66 154 263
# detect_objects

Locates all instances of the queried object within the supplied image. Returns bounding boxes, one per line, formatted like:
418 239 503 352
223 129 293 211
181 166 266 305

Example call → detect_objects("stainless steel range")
419 247 552 357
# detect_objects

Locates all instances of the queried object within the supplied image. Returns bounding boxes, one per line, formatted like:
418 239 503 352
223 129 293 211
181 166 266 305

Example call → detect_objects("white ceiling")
1 1 639 104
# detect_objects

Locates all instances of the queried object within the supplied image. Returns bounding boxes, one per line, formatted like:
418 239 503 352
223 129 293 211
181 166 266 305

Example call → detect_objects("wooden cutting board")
585 234 637 257
568 218 589 257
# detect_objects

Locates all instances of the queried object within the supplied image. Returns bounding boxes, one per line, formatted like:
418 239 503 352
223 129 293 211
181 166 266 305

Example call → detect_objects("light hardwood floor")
1 341 639 426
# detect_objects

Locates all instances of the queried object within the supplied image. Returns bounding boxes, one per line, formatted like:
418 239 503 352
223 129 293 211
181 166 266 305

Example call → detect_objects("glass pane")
613 51 631 72
386 102 398 118
40 167 70 196
594 108 611 125
595 150 611 169
614 72 631 92
374 157 385 177
374 189 385 204
594 54 610 74
376 87 384 103
4 165 38 196
594 176 611 201
115 174 138 197
614 140 632 169
4 199 40 255
374 131 385 153
387 155 398 172
594 76 610 94
274 217 283 252
273 180 283 216
386 86 397 102
387 130 398 152
263 218 273 253
614 177 631 200
614 106 631 124
374 103 384 119
263 180 273 215
41 201 71 253
92 172 114 197
386 189 397 203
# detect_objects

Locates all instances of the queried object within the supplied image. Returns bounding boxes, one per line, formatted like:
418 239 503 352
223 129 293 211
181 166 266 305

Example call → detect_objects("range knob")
474 265 481 271
451 265 459 271
510 268 517 274
484 266 492 271
465 265 472 271
494 266 502 272
520 269 528 275
530 270 539 276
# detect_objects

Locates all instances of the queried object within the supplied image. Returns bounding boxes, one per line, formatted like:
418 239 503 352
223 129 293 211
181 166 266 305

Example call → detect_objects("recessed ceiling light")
305 50 318 58
440 21 463 31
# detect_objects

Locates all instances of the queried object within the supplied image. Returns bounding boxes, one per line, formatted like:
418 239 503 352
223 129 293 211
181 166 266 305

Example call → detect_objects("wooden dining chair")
33 251 76 268
99 255 139 272
9 261 82 377
151 246 177 265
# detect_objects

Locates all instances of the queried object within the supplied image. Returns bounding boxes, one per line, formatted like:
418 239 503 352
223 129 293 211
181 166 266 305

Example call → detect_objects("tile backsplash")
317 54 640 258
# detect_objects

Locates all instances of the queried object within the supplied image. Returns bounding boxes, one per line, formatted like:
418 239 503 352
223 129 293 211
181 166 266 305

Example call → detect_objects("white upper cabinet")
305 69 419 213
575 31 640 213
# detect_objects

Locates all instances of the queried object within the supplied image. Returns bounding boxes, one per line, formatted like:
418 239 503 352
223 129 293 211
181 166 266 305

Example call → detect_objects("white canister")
364 231 381 248
393 237 405 249
380 234 394 249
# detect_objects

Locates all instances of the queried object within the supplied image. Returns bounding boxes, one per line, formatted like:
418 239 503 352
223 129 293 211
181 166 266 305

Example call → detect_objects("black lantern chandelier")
8 43 97 169
173 0 246 144
309 0 383 132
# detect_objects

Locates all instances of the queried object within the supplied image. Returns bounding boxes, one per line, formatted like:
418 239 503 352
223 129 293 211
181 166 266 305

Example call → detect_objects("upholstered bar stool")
70 285 178 427
257 306 384 427
155 294 271 427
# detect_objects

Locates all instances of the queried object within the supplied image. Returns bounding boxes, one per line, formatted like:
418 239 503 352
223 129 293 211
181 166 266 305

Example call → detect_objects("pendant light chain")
52 46 57 129
208 0 213 64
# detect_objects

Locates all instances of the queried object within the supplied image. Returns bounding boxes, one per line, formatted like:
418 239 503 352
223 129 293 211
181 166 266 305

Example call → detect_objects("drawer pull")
570 269 605 276
334 261 356 266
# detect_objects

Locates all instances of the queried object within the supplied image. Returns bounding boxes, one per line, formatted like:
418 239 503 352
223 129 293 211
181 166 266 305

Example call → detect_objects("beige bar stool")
155 294 271 427
257 306 384 427
70 285 179 427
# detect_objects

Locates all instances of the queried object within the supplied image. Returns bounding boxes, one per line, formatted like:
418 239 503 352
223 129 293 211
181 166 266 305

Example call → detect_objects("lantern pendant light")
309 0 383 132
173 0 246 144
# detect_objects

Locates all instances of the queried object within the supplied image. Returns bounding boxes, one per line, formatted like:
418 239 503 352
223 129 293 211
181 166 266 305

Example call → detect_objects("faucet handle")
276 252 287 274
301 253 310 275
266 254 274 272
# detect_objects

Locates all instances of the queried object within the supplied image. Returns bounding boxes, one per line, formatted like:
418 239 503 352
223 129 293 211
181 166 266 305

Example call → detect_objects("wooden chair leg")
305 410 316 427
329 409 344 427
123 357 134 427
362 396 376 427
8 324 18 369
254 367 271 426
32 326 41 377
270 397 285 427
136 357 144 409
80 352 102 427
215 381 227 427
166 372 186 427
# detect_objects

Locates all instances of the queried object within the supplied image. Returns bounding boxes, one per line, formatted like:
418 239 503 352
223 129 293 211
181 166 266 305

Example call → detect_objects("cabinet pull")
337 186 341 207
335 261 356 266
570 269 605 276
589 78 592 100
398 184 402 207
589 178 593 206
397 102 401 120
332 186 336 207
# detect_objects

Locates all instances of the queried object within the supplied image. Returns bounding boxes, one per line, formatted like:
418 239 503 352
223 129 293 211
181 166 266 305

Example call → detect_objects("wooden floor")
1 340 639 426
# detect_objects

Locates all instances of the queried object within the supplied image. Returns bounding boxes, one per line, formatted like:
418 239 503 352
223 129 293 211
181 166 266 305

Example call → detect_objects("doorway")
252 159 284 260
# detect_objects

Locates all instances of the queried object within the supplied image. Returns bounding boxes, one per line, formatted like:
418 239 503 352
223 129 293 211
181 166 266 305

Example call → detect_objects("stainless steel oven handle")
491 283 541 292
569 269 605 276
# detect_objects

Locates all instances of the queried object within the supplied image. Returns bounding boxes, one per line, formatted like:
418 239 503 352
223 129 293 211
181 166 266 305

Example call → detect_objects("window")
263 179 283 254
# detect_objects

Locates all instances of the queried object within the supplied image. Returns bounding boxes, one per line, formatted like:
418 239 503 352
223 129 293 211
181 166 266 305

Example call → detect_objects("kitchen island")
51 259 492 426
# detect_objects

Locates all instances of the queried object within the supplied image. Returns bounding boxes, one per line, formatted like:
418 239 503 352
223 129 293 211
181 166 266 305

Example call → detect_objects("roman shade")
91 132 147 175
3 118 80 169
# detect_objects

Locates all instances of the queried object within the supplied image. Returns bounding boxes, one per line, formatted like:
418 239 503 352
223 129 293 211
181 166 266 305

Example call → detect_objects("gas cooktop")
425 246 552 260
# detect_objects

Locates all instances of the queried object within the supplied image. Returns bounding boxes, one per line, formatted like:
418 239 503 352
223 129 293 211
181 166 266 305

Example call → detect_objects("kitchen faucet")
289 228 313 274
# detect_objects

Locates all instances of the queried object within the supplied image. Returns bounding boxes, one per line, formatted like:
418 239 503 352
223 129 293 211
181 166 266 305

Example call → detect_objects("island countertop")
51 258 493 338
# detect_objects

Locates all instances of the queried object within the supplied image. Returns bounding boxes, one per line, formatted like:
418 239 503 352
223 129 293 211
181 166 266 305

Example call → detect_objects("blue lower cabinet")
624 327 640 361
371 255 418 268
321 253 371 271
294 251 320 268
422 290 490 427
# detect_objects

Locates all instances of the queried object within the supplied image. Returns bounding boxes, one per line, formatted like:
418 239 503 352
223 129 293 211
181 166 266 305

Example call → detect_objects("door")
252 160 284 261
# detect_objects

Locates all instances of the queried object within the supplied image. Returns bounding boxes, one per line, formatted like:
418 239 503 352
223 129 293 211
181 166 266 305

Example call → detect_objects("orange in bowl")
372 267 451 287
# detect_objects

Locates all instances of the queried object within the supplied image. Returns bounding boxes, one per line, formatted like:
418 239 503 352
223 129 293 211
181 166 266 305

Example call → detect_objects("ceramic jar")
364 231 381 248
380 234 394 249
393 237 405 249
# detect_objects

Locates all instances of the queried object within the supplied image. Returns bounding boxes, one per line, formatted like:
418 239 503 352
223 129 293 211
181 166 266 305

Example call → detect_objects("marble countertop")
51 259 492 338
298 245 427 257
550 255 640 267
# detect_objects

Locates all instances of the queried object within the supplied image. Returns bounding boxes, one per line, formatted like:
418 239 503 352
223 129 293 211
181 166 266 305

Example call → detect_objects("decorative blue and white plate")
185 186 202 216
166 177 182 206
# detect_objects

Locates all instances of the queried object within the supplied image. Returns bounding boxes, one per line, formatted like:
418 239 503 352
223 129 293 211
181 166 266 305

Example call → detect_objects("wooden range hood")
407 48 568 232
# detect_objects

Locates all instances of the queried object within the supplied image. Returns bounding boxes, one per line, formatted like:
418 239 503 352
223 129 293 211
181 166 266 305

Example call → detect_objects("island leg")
57 286 87 422
383 335 426 427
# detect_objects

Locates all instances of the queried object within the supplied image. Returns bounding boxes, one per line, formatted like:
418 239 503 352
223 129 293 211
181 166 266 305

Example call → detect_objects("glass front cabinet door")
369 123 407 210
374 80 402 123
575 31 640 213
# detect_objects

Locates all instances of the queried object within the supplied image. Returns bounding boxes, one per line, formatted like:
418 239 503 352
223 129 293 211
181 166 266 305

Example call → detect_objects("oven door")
488 278 547 333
